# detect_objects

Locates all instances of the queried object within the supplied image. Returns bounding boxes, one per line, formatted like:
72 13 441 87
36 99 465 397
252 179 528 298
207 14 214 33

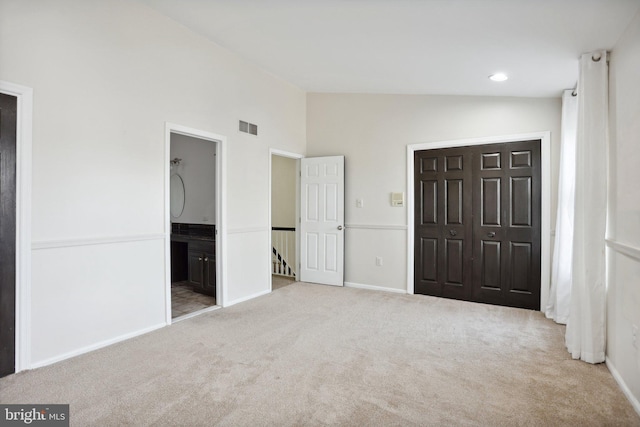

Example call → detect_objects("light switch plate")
356 199 364 208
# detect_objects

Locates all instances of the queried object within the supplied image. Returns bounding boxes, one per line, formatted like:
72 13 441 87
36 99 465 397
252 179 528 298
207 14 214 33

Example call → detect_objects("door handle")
487 232 496 238
449 230 457 236
337 225 343 230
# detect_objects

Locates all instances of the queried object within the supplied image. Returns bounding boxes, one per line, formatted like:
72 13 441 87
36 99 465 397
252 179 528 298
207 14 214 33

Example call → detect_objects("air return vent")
239 120 258 136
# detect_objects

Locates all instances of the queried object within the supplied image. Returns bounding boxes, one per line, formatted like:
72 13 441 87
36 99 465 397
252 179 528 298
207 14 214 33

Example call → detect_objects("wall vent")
239 120 258 136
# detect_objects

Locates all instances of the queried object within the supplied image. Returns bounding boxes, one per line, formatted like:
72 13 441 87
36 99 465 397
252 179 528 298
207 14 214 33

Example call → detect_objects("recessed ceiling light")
489 73 508 82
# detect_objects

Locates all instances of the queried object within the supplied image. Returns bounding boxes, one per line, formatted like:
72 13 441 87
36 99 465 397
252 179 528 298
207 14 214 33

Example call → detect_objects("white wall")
607 9 640 412
0 0 305 366
307 94 561 293
170 133 216 225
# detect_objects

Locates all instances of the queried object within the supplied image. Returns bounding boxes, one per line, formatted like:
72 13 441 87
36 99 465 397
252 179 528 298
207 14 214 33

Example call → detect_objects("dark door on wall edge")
0 93 17 377
414 140 541 310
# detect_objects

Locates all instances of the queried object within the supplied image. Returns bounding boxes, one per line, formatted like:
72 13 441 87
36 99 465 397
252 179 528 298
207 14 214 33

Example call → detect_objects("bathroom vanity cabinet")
171 223 216 297
187 241 216 296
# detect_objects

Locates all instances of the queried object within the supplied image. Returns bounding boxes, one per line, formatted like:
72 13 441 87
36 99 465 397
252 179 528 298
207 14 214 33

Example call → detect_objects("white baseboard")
29 322 167 370
344 281 407 294
606 356 640 417
225 289 271 307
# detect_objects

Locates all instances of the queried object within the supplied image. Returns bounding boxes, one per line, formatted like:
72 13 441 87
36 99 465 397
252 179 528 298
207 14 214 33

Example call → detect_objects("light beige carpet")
1 283 638 426
272 274 296 291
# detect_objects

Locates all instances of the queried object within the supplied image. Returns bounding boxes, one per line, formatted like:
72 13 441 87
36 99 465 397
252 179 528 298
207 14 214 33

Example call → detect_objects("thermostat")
391 192 404 207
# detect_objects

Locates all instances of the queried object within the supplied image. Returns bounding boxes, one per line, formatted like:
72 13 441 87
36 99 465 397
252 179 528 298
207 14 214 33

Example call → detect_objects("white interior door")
299 156 344 286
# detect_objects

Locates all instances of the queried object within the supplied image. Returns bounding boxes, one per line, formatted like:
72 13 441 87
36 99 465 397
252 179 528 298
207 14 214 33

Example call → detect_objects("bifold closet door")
471 140 541 310
414 148 473 300
414 140 541 310
0 93 17 377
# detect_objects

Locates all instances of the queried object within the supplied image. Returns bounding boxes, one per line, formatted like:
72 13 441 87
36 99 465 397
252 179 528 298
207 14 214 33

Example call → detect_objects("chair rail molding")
32 233 166 250
345 224 407 230
605 239 640 262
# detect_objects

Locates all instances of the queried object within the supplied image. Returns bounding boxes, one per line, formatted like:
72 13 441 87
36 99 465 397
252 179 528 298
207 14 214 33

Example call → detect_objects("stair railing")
272 227 296 278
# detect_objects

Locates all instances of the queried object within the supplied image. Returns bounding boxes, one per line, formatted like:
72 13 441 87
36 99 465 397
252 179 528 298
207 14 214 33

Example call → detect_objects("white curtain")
546 90 578 324
565 50 608 364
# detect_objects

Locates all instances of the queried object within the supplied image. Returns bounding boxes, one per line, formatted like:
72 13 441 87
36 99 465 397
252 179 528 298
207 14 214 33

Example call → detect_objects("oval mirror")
170 173 185 218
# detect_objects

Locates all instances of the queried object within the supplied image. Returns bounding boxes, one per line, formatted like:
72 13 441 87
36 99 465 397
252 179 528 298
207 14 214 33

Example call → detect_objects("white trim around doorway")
164 123 227 324
0 80 33 373
406 131 552 312
268 148 303 291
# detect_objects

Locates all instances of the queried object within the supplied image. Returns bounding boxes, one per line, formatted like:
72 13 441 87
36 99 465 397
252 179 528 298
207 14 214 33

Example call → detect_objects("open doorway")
270 150 302 291
167 129 223 321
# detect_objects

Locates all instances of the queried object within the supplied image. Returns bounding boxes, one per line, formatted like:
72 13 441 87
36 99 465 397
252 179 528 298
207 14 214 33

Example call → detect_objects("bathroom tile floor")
171 282 216 318
171 276 294 319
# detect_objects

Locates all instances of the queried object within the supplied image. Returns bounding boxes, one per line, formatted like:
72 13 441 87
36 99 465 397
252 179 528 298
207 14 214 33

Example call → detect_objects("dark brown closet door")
414 148 473 300
472 140 541 309
414 140 541 310
0 93 17 377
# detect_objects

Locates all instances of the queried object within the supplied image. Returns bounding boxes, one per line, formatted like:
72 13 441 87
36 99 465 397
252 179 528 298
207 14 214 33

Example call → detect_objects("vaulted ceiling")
140 0 640 97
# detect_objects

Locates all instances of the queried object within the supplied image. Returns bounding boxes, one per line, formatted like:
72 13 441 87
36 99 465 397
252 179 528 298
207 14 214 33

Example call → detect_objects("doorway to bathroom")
167 126 225 321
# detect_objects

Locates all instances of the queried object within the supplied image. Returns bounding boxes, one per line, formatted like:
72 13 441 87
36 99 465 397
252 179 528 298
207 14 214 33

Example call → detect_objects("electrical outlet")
375 256 383 266
633 325 638 349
